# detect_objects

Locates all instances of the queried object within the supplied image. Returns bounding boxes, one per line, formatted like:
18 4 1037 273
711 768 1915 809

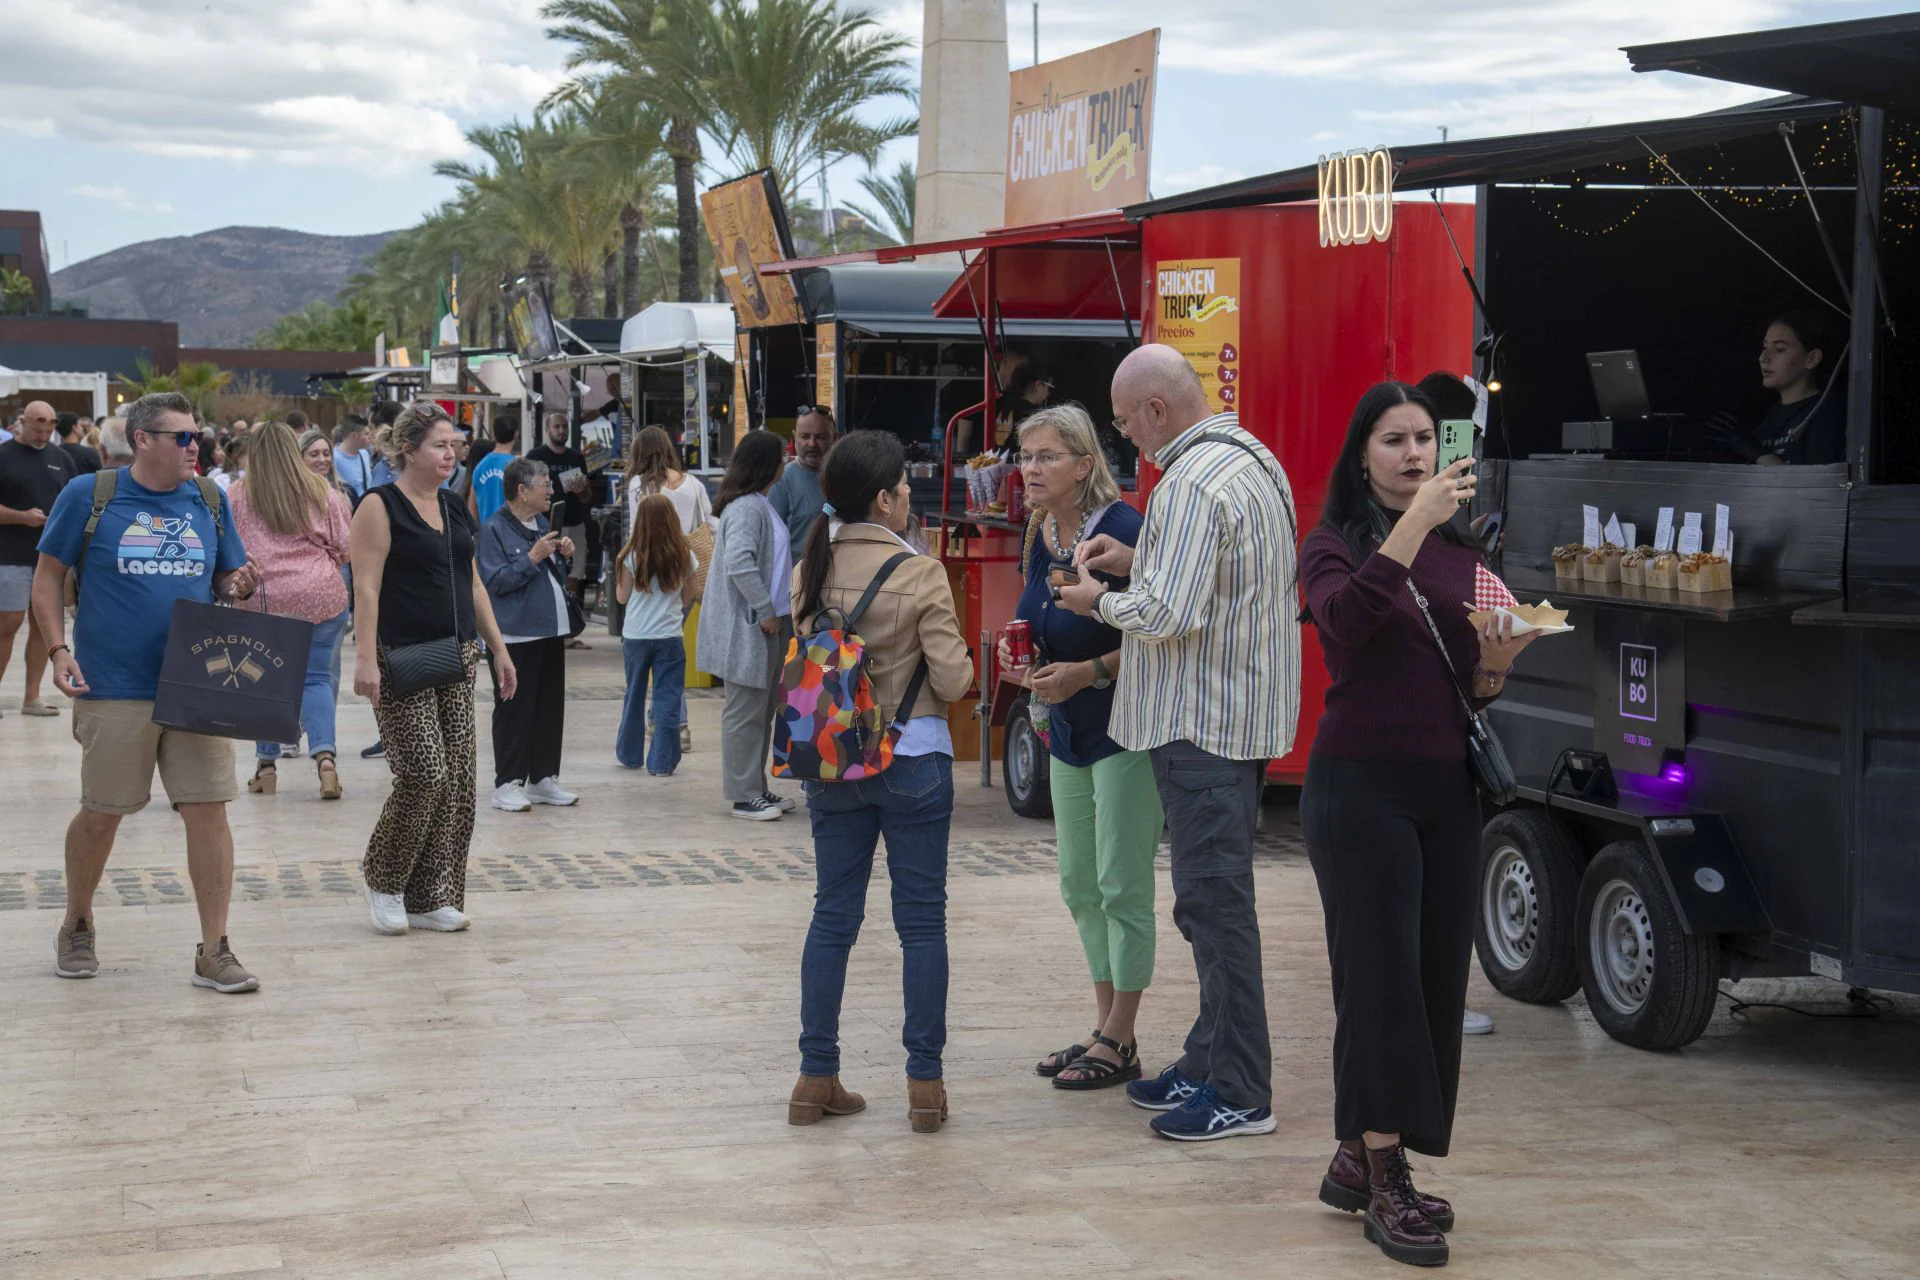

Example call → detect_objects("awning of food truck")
796 263 1132 341
1625 12 1920 110
619 301 736 361
1124 97 1845 218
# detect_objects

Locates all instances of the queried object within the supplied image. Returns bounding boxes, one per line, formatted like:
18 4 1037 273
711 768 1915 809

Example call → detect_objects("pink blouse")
229 482 352 624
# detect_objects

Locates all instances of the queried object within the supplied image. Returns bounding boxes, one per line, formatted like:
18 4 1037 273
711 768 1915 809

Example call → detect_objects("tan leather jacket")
790 524 975 725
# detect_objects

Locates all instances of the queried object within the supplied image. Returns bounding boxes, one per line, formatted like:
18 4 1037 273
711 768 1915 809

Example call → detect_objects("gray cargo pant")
1150 738 1272 1110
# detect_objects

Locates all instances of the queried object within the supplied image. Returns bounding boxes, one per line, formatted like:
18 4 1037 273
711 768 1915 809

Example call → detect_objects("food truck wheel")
1577 841 1721 1051
1475 811 1583 1004
1003 700 1053 819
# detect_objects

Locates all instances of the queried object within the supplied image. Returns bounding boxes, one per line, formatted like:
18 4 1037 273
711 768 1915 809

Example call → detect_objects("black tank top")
372 484 476 647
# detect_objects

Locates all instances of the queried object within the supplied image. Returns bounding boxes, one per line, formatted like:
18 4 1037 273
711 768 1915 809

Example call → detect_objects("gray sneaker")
56 918 98 979
192 938 260 993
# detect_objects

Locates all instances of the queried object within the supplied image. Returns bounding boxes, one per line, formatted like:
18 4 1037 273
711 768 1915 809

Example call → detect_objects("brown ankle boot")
906 1076 947 1133
787 1074 866 1126
1322 1139 1454 1231
1362 1142 1450 1266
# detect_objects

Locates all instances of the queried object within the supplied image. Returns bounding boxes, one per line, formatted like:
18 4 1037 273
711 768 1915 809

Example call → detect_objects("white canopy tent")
0 369 109 417
619 302 736 360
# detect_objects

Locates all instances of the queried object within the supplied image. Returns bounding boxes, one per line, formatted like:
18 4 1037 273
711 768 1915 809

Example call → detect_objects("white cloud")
0 0 564 176
69 183 173 215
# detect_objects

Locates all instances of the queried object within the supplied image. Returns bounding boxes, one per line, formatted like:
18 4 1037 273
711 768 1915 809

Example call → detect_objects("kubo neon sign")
1317 147 1394 247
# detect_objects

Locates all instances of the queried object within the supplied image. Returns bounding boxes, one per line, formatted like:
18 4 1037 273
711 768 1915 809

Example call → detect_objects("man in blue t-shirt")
32 392 264 995
467 415 520 524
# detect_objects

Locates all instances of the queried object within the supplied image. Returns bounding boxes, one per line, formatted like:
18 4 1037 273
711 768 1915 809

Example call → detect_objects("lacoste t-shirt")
38 468 248 700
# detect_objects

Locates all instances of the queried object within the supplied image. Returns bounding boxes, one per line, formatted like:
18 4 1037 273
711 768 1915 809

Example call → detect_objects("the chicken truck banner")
1005 29 1159 224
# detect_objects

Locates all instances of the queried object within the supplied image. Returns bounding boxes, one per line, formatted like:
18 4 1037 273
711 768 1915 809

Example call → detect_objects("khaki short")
72 699 237 815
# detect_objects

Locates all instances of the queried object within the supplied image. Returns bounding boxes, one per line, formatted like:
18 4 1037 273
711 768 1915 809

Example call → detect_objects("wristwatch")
1090 655 1114 690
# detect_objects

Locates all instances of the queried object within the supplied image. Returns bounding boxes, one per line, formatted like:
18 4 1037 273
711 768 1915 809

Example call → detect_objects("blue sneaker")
1126 1063 1202 1112
1149 1085 1277 1141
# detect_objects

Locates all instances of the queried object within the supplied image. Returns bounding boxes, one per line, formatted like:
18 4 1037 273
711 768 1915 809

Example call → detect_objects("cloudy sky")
0 0 1909 268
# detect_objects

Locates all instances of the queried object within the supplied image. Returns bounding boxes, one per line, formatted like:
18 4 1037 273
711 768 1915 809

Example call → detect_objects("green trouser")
1050 747 1163 991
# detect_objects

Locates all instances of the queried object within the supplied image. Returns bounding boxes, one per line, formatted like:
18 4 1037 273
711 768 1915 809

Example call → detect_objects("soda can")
1004 619 1033 669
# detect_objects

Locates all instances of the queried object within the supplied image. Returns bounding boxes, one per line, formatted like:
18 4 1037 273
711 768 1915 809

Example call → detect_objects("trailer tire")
1003 698 1052 819
1576 840 1720 1051
1475 810 1583 1004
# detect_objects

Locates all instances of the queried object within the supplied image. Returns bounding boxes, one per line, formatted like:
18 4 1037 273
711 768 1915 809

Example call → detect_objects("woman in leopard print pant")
350 402 519 935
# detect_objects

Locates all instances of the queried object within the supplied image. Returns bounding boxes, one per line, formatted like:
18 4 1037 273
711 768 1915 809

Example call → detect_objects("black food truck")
1136 12 1920 1050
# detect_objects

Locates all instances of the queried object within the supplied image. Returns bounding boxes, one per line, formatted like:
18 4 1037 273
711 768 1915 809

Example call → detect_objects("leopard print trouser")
363 646 479 913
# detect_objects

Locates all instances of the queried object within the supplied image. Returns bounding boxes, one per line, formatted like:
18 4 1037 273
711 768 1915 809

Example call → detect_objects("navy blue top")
1014 502 1144 767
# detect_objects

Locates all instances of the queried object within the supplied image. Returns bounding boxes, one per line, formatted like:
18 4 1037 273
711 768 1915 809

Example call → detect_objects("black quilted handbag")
380 493 470 699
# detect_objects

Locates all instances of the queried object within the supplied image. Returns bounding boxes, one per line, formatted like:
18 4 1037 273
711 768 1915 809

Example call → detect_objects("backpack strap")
193 475 225 540
74 467 120 588
844 551 914 630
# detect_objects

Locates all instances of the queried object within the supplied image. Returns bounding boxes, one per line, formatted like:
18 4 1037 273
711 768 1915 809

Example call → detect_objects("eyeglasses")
1016 450 1078 467
136 429 201 447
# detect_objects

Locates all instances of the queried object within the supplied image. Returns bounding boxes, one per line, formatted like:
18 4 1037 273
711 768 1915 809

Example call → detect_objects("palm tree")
848 159 914 245
559 85 677 312
683 0 917 205
543 0 710 303
175 361 233 419
436 121 565 305
253 297 385 350
114 356 179 401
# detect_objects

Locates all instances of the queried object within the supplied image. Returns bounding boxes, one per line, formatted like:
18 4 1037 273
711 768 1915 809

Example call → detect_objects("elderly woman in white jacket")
695 430 793 821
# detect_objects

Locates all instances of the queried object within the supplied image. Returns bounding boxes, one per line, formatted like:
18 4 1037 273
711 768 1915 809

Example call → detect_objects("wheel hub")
1591 879 1655 1016
1481 844 1538 972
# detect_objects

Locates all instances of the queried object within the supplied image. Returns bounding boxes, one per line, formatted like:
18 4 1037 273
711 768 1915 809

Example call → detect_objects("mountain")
50 226 399 348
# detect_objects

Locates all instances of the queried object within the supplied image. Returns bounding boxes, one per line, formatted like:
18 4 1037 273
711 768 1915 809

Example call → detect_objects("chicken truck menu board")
699 170 803 329
1154 258 1242 415
1004 29 1159 224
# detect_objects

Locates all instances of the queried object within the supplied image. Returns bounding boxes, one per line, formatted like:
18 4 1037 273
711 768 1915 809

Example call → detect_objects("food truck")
1133 12 1920 1050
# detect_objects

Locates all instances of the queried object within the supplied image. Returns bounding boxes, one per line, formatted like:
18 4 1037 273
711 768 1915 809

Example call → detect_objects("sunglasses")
794 406 835 421
136 429 202 447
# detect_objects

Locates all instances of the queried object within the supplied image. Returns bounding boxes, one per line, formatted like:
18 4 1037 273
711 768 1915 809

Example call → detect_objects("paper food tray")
1464 603 1576 636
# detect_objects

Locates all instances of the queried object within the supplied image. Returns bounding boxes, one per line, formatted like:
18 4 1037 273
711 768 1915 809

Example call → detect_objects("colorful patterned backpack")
772 551 929 782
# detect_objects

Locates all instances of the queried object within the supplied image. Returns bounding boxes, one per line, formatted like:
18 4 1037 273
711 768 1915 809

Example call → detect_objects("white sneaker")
406 907 470 932
1463 1009 1495 1036
278 741 302 759
368 889 409 935
525 777 578 806
491 781 532 812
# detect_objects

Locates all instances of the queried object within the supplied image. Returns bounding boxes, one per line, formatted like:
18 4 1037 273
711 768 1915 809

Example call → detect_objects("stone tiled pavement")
0 640 1916 1279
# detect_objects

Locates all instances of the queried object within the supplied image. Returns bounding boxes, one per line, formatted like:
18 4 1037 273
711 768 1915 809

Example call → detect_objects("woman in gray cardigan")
476 458 579 813
697 430 795 820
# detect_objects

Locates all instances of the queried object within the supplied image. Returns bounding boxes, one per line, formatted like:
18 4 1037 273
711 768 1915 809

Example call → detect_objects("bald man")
0 401 79 715
1056 343 1301 1142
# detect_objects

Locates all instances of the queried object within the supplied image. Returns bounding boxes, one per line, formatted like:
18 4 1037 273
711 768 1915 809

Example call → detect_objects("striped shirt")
1096 413 1301 761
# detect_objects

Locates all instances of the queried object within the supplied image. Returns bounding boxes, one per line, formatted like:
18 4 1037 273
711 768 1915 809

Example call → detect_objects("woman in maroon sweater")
1299 382 1537 1268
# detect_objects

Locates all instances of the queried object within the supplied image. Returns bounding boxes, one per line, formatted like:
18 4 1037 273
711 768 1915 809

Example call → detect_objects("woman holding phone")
999 405 1161 1091
476 457 579 813
1297 382 1537 1268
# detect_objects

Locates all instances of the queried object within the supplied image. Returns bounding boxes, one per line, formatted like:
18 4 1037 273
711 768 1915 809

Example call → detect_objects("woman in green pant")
1000 404 1162 1090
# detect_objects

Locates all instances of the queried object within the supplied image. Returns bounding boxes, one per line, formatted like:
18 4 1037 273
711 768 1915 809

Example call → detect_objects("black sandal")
1035 1029 1099 1078
1052 1033 1141 1091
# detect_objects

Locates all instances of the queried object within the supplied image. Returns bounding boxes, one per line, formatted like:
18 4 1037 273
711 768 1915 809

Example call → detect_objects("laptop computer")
1586 350 1652 421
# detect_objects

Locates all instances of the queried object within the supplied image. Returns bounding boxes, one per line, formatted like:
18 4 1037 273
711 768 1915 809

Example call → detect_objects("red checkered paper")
1473 563 1520 612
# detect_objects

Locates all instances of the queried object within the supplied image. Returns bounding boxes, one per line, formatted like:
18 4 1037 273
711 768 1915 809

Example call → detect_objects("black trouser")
1302 751 1481 1157
1150 739 1272 1110
490 636 566 787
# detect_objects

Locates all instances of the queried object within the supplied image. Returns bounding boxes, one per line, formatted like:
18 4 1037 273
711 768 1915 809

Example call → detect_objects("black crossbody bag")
380 492 470 699
1408 579 1517 805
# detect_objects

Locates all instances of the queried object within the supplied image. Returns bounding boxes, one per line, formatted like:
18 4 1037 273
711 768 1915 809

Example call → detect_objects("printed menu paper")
1678 512 1703 556
1603 513 1624 547
1655 507 1675 552
1713 504 1731 558
1583 505 1601 549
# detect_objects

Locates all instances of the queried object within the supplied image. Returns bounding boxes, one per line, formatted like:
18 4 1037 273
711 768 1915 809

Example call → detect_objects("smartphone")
547 500 566 531
1477 510 1505 553
1436 419 1478 475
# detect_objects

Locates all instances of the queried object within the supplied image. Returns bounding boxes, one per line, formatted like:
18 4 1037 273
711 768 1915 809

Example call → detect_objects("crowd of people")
11 340 1541 1268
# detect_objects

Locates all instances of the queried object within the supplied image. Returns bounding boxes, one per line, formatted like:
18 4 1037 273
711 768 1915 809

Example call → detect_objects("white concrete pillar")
915 0 1009 243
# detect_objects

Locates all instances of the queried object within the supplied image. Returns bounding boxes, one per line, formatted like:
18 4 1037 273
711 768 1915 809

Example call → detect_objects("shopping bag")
151 599 314 742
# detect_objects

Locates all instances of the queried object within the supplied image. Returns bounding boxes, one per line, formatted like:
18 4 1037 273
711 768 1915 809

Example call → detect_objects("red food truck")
760 201 1478 814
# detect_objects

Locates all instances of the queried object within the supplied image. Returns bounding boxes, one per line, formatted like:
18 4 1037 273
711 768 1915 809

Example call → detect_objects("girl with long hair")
615 493 694 775
785 431 974 1135
626 424 711 751
1298 382 1538 1267
695 430 793 820
229 422 353 798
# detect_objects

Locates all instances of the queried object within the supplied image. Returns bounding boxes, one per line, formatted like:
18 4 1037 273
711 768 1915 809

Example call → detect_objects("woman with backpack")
614 492 694 775
784 431 974 1135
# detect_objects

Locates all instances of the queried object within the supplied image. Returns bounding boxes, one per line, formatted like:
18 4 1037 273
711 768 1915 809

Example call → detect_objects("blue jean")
258 611 346 760
617 637 686 774
799 752 954 1081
